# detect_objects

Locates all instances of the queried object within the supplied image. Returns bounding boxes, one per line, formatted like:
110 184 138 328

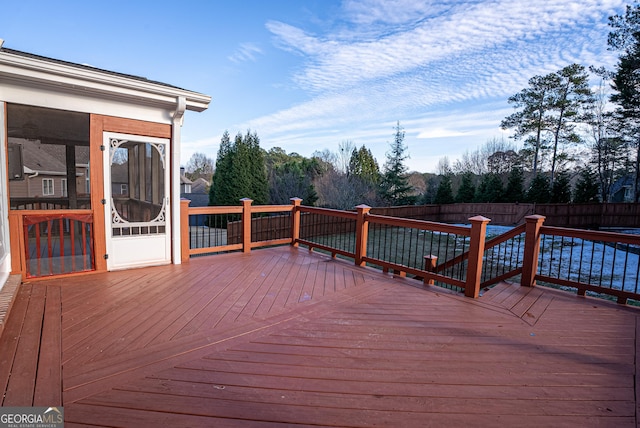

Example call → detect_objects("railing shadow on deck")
181 198 640 306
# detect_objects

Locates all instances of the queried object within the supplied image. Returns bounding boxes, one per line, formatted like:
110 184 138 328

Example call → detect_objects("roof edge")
0 47 211 112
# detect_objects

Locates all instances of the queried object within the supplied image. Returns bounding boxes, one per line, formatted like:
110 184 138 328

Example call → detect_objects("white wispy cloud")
232 0 626 172
228 42 264 63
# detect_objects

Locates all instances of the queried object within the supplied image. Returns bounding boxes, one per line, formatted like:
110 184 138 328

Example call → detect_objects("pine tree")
474 173 504 203
501 74 556 175
609 6 640 203
349 145 380 184
550 171 572 203
209 131 233 205
455 172 476 203
547 64 594 184
504 167 525 203
526 174 551 203
379 122 417 206
573 168 601 203
434 175 455 204
245 131 269 205
209 130 268 206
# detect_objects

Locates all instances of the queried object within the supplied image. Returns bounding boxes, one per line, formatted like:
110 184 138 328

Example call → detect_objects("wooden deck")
0 246 638 427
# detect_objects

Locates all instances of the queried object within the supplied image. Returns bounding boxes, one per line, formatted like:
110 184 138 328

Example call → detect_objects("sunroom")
0 41 211 288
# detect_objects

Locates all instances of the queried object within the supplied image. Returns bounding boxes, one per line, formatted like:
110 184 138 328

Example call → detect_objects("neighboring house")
8 138 90 207
610 175 635 203
180 168 193 194
0 41 211 289
180 176 210 208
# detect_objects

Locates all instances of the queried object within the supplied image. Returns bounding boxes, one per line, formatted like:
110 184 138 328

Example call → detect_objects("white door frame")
103 132 171 270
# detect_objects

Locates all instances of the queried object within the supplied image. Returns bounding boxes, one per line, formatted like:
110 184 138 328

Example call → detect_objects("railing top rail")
484 223 526 250
251 205 295 214
540 225 640 245
366 213 471 236
299 206 358 220
10 208 93 216
188 206 243 215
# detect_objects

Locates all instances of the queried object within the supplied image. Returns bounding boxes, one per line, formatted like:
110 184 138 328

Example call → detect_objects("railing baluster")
36 222 41 277
609 244 617 290
59 218 64 273
47 220 53 275
71 219 76 272
82 221 88 271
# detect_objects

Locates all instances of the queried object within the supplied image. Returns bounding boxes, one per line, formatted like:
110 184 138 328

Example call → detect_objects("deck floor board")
0 246 637 427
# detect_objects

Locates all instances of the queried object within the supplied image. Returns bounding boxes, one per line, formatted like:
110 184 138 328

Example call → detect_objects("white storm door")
103 132 171 270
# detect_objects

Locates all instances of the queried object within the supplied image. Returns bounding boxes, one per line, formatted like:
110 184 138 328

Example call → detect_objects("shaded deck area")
0 246 638 427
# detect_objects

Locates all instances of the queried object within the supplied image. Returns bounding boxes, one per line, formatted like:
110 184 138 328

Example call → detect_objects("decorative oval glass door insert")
109 138 166 236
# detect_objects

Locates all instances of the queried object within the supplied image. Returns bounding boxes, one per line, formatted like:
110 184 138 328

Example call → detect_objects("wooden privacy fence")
372 202 640 228
182 199 640 304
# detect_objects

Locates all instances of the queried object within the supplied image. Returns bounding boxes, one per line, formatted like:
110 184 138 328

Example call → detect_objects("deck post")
465 216 490 298
521 214 545 287
180 198 191 263
355 204 371 267
290 198 302 248
423 255 438 285
241 198 253 253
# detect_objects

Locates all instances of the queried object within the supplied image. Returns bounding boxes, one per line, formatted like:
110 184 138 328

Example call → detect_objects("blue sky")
0 0 627 172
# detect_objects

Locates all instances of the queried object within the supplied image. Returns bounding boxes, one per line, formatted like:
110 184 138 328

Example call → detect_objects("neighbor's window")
42 179 54 196
7 104 90 210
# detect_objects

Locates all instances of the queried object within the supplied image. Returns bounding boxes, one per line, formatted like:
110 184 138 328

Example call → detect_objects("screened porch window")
7 104 90 210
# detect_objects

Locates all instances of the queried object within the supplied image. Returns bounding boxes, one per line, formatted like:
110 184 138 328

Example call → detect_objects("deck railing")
181 199 640 304
536 225 640 304
181 198 295 258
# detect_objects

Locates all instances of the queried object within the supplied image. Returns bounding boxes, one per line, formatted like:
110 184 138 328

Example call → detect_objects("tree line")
185 4 640 208
433 4 640 205
202 122 416 209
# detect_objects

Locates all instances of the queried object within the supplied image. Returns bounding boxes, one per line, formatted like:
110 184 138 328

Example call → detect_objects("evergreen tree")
609 4 640 202
349 145 380 184
501 74 556 175
546 64 594 184
379 122 417 206
434 175 455 204
550 171 572 203
209 131 233 205
209 130 268 206
245 131 269 204
573 168 601 203
526 174 551 203
474 173 504 202
504 167 525 202
502 64 594 180
455 172 476 203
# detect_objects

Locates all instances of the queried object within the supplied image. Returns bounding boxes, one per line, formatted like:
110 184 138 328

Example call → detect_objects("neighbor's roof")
11 138 90 175
0 45 211 112
191 177 210 194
